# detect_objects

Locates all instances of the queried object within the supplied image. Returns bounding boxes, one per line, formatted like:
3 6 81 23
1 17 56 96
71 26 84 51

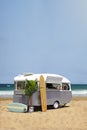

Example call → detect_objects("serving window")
46 83 54 89
46 83 70 90
46 83 61 90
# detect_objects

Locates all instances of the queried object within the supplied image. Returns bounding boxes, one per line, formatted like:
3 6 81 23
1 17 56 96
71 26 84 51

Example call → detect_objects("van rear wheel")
53 101 59 109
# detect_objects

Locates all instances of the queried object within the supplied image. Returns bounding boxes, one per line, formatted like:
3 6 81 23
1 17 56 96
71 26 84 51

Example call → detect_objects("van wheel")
53 101 59 109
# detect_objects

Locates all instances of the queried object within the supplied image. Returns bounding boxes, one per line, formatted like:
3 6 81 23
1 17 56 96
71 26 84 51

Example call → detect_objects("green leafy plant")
24 80 38 108
25 80 38 97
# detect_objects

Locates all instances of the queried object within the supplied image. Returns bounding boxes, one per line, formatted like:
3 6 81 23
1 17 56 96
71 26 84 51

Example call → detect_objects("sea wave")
0 91 14 98
72 90 87 96
0 90 87 98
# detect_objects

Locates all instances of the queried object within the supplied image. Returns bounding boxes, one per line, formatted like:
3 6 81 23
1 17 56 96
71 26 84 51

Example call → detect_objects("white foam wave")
0 91 14 97
0 90 87 97
72 90 87 96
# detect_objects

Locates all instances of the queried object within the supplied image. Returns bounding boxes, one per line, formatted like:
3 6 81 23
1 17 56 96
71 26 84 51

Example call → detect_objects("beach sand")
0 97 87 130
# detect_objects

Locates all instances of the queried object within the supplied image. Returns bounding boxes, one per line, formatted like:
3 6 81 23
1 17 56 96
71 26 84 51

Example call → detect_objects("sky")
0 0 87 83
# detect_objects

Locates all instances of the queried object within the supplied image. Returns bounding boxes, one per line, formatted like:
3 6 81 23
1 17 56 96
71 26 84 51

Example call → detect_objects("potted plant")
24 80 38 112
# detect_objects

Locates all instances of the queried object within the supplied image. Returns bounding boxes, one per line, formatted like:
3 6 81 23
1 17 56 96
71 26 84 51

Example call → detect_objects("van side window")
46 83 56 89
17 82 25 90
62 83 69 90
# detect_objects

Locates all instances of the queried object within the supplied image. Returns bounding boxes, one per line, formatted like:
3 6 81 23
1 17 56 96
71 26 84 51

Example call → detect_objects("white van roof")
14 73 70 84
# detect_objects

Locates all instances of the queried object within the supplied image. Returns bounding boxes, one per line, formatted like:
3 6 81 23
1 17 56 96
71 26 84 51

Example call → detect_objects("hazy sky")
0 0 87 83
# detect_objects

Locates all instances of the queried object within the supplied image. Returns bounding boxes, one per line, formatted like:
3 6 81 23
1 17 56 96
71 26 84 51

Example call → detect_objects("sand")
0 97 87 130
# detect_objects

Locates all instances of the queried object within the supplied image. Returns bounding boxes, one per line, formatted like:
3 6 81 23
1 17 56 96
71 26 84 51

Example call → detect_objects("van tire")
53 101 59 109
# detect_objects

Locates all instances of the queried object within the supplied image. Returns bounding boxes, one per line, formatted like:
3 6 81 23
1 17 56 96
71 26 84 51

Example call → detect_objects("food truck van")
13 73 72 109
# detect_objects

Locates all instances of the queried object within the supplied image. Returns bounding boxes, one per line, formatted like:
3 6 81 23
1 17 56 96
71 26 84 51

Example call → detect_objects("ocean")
0 84 87 98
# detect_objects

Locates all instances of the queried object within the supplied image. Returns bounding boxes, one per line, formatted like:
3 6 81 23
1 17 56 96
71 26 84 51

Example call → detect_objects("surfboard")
39 75 47 112
7 102 28 113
